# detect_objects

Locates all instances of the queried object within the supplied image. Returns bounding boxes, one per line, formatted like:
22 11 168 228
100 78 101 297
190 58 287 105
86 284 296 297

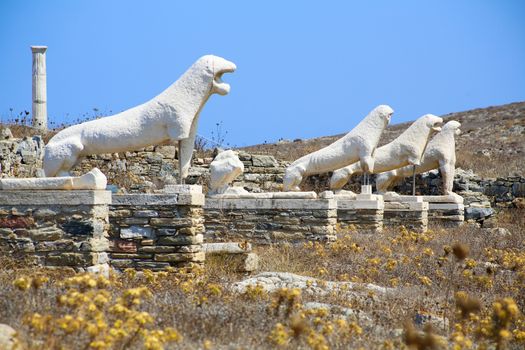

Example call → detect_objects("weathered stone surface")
204 242 252 254
26 227 63 241
135 261 171 270
46 252 105 266
133 210 159 218
36 239 77 252
0 168 107 191
109 209 132 218
0 228 13 235
157 234 203 246
110 259 134 268
80 237 109 252
205 199 337 243
172 245 202 253
0 323 18 350
112 194 181 206
111 253 152 259
232 272 393 294
120 226 154 239
155 251 205 262
241 253 259 272
60 220 94 235
0 217 35 229
150 218 193 227
110 240 138 253
33 208 59 218
155 228 179 236
0 190 111 205
137 246 178 253
465 207 494 220
154 145 176 159
252 155 278 167
205 198 336 210
122 217 149 225
108 194 205 269
0 191 111 269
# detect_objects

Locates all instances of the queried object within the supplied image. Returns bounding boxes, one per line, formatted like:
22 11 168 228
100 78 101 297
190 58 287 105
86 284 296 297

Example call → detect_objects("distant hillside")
242 102 525 178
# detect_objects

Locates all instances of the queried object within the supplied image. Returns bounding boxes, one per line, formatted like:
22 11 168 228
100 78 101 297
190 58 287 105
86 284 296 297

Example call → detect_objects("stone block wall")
204 198 337 243
73 149 287 193
109 193 205 270
0 135 43 178
392 170 525 207
336 199 384 233
384 201 428 233
427 203 464 227
0 190 111 270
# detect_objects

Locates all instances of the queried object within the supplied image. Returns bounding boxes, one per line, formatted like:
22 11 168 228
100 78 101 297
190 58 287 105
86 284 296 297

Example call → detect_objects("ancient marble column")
31 46 47 132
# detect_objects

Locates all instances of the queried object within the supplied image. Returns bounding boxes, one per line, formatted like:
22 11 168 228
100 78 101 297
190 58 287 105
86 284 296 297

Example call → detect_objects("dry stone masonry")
109 190 205 270
0 133 44 178
383 197 429 233
335 187 385 233
0 190 111 270
204 197 337 243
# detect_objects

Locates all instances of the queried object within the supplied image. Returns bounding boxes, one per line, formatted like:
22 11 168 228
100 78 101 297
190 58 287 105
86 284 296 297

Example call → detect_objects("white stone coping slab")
336 198 385 210
112 193 204 206
333 190 357 199
318 191 334 199
0 190 112 205
205 197 336 210
203 242 252 254
207 191 317 199
383 192 423 202
420 194 464 204
428 203 465 210
161 184 202 194
383 192 464 205
384 201 429 211
356 193 383 201
0 168 107 190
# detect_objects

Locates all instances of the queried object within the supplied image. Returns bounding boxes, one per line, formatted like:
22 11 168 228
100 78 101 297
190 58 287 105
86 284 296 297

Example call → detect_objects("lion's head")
442 120 461 135
373 105 394 126
420 114 443 133
194 55 237 96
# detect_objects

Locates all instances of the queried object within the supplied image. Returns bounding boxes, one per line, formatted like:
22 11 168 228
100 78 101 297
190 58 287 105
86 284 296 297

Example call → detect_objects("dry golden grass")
0 209 524 349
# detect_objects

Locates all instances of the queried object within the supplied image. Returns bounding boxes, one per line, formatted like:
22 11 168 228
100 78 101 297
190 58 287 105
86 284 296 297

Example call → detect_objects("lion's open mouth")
213 66 236 95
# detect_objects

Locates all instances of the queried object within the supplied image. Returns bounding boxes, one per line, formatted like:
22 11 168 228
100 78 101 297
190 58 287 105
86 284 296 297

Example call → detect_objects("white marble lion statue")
283 105 393 191
375 120 461 194
329 114 443 190
43 55 236 183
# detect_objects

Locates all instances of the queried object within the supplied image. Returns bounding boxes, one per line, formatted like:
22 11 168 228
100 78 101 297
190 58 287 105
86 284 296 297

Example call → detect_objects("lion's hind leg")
43 138 84 177
439 160 455 195
283 165 304 191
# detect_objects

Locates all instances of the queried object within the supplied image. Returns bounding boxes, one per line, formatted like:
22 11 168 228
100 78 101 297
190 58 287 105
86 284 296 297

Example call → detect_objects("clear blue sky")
1 0 524 147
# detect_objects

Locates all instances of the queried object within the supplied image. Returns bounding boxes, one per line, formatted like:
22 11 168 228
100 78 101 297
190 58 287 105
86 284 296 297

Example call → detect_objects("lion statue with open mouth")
43 55 236 184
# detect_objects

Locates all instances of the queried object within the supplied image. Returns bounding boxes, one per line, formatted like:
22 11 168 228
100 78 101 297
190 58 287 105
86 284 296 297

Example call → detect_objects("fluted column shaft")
31 46 47 132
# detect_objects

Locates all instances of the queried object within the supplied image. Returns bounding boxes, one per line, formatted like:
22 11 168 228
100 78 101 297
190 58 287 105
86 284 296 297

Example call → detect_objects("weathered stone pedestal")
383 195 429 233
109 185 205 270
204 196 337 243
0 190 111 270
336 186 384 233
421 195 464 227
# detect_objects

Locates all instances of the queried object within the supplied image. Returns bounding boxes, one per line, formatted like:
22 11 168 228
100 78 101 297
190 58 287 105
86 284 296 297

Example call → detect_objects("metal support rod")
412 165 417 196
